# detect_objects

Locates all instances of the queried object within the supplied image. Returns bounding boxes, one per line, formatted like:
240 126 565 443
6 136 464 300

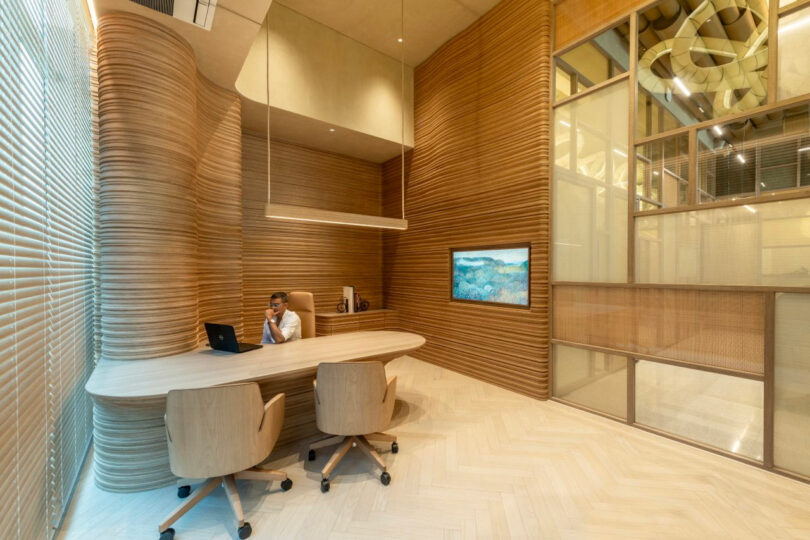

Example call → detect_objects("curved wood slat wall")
94 13 245 491
383 0 552 399
241 133 384 343
97 14 199 361
196 74 244 341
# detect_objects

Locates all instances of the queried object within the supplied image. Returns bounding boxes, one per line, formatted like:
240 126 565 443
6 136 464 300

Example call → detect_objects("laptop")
204 322 262 353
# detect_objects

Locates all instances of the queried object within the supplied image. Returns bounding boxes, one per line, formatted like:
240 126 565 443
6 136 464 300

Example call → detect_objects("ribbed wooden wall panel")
554 0 646 50
196 75 243 341
553 285 766 375
97 14 199 361
383 0 551 399
241 133 384 344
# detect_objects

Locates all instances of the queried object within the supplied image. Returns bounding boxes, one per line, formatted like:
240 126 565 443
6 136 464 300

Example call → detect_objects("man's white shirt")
261 310 302 344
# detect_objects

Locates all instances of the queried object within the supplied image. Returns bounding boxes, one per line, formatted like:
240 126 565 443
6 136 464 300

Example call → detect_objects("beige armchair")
287 290 315 338
307 361 398 492
159 383 291 540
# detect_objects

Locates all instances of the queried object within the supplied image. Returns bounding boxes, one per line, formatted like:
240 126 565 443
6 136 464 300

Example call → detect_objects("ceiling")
93 0 273 90
275 0 502 67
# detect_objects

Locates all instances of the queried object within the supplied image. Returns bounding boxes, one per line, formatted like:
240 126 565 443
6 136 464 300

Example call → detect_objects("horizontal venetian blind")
0 1 96 538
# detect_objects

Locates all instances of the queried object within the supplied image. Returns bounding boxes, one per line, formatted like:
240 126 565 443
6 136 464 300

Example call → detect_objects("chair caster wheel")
320 478 330 493
238 522 252 539
380 471 391 486
159 527 175 540
391 442 399 454
177 485 191 498
281 478 293 491
308 449 316 461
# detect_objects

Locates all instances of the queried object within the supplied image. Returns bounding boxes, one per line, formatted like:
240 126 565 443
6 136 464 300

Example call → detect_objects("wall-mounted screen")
451 245 530 307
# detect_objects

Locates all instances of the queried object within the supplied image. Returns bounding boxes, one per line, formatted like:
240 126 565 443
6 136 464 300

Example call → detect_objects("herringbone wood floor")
60 356 810 539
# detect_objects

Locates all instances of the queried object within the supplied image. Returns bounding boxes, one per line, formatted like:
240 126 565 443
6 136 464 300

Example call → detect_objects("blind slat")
1 1 96 538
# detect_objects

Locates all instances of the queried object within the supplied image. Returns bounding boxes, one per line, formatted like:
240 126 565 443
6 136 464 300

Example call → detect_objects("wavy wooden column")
97 13 199 361
196 74 244 341
95 13 203 492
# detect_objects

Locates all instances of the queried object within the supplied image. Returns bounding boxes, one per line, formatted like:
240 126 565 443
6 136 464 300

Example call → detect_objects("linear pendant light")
264 1 408 230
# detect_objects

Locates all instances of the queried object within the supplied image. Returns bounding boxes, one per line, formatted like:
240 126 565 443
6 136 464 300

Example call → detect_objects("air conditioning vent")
129 0 174 16
128 0 217 31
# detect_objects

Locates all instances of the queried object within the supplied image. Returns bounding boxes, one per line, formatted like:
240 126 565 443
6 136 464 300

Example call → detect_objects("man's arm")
266 309 287 343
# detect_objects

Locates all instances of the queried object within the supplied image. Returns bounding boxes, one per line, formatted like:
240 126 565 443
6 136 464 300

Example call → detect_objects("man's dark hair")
270 291 288 303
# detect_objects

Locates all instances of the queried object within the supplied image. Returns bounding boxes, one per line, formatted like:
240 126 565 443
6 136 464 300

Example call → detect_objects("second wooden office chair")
159 383 291 540
307 361 398 492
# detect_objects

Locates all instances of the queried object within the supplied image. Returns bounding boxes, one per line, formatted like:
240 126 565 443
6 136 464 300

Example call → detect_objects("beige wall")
236 2 414 148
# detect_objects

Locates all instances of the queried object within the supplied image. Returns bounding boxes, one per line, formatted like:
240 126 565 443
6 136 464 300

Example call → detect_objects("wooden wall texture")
98 14 201 360
382 0 552 399
98 14 245 359
554 0 648 50
240 134 385 344
196 74 244 342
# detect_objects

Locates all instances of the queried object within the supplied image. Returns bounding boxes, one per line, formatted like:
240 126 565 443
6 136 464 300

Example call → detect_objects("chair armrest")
383 375 397 402
382 375 397 424
164 413 172 442
260 393 285 432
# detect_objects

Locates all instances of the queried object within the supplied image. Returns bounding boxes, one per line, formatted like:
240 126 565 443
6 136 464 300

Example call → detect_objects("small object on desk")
342 286 354 313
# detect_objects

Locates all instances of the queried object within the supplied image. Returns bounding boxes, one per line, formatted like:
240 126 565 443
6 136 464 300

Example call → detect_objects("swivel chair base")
307 432 398 492
158 468 291 539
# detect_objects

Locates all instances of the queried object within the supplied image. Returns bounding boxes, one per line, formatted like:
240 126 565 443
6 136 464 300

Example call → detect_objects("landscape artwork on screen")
452 246 530 306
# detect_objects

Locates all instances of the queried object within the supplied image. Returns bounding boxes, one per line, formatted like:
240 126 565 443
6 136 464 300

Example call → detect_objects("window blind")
0 1 96 538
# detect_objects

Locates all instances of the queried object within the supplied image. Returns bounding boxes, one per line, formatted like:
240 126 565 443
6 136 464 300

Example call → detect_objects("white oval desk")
85 331 425 492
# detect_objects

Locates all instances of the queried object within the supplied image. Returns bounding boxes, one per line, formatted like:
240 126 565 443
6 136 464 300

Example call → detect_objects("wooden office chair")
307 361 398 492
287 290 315 338
159 383 292 540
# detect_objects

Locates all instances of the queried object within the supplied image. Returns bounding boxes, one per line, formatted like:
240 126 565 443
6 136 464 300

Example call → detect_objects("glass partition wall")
551 0 810 483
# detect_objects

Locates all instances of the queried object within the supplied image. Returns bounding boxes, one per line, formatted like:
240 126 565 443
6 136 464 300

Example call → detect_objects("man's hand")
265 308 276 323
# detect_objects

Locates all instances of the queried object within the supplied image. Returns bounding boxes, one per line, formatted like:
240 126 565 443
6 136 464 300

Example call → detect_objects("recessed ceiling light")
329 128 335 132
397 37 403 43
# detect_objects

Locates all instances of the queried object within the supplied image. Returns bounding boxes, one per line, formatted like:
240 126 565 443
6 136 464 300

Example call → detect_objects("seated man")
262 291 302 344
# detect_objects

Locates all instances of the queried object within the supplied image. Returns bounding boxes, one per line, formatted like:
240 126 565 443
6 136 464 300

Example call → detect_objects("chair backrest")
165 383 285 479
288 291 315 339
314 361 394 436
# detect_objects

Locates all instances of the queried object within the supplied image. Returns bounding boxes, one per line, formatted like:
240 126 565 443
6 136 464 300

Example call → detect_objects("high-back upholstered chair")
158 383 292 540
307 361 398 492
287 291 315 339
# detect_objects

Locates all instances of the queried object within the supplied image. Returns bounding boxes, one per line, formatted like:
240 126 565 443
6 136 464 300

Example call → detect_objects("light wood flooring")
59 356 810 539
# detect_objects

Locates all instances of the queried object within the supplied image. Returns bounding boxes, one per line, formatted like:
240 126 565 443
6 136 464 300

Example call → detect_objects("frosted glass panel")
552 344 627 419
774 293 810 476
554 82 628 282
636 198 810 287
779 8 810 100
636 361 764 460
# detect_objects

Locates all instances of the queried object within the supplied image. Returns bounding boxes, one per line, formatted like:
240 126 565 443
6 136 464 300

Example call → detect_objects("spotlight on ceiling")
397 37 403 43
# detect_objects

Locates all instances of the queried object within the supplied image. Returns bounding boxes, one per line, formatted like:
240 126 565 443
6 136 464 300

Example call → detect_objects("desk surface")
86 330 424 401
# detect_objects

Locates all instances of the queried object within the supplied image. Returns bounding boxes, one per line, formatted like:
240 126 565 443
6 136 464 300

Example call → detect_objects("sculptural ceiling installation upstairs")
638 0 769 119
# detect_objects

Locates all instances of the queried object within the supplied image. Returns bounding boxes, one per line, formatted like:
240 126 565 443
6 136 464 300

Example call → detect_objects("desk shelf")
315 308 398 336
